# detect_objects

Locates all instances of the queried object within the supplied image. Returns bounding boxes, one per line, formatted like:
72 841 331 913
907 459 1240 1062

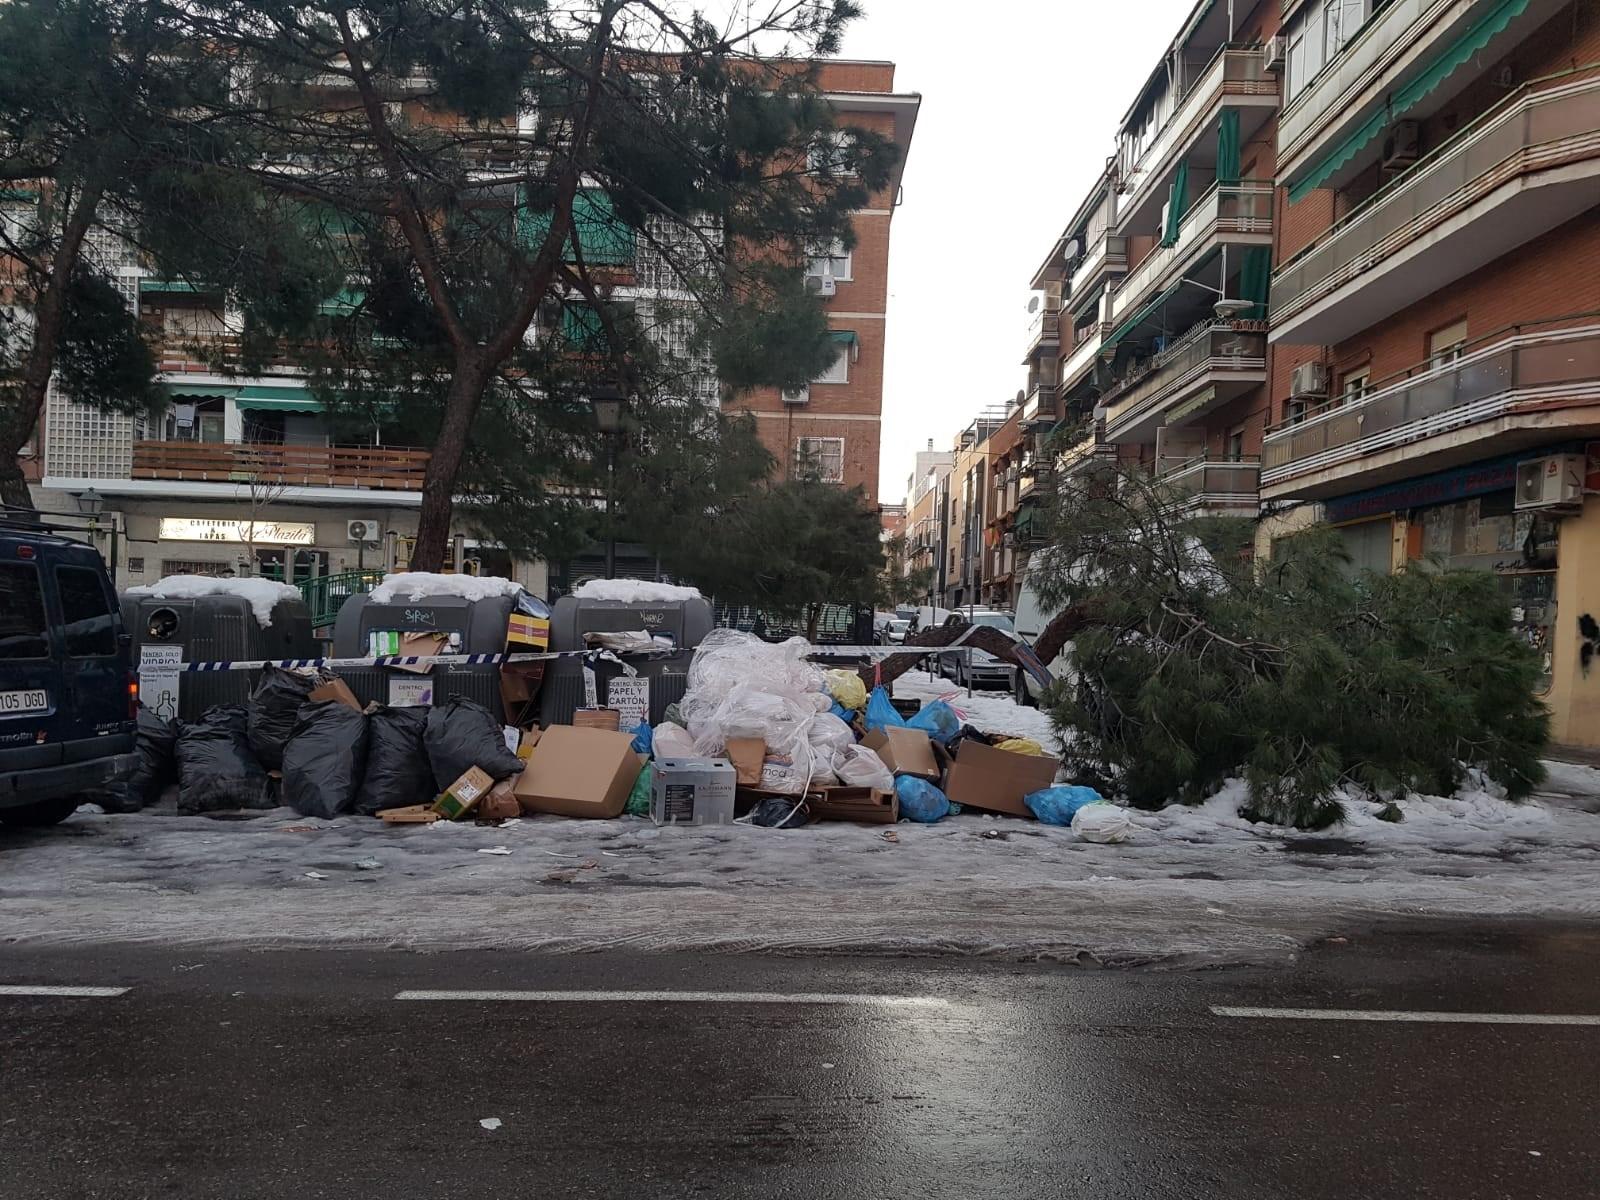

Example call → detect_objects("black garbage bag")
105 708 181 812
247 665 322 771
282 699 370 820
424 697 524 789
177 705 273 813
355 705 433 815
751 796 810 828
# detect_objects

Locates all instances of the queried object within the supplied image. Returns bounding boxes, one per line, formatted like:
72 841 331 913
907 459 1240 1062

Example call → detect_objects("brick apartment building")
736 61 918 506
1018 0 1600 745
10 58 917 593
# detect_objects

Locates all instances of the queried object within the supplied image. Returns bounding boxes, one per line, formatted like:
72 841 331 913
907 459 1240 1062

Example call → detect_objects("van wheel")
1014 673 1035 708
0 797 82 829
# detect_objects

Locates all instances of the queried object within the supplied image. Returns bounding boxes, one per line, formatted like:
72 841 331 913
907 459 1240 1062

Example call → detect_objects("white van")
1012 568 1073 706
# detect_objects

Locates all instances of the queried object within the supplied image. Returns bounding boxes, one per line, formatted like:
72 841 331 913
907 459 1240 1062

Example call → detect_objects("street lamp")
73 488 118 583
587 385 627 579
75 488 103 518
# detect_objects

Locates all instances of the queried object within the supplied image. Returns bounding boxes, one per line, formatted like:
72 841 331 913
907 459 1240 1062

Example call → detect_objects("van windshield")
0 562 49 659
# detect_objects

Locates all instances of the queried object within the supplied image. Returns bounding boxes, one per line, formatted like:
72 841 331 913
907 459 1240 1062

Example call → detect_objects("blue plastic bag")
630 723 653 756
906 700 960 741
896 775 952 823
864 686 905 733
1024 784 1105 827
829 700 857 725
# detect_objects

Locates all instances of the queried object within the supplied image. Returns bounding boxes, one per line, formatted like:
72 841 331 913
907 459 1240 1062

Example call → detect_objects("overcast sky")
833 0 1198 502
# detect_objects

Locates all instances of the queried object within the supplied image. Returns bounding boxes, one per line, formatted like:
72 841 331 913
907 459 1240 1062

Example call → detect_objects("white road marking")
395 989 948 1008
1212 1006 1600 1026
0 985 128 998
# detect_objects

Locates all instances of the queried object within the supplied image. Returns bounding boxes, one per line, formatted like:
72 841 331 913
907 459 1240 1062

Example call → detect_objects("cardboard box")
573 707 622 731
942 740 1060 818
810 785 897 824
860 727 940 782
476 778 521 822
516 728 542 762
652 758 736 825
390 630 448 674
512 725 642 819
724 737 766 787
379 804 441 825
432 765 494 820
309 675 364 713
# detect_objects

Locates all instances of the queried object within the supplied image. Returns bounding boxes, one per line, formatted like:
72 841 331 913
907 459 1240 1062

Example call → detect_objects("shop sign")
159 518 316 546
1325 455 1522 524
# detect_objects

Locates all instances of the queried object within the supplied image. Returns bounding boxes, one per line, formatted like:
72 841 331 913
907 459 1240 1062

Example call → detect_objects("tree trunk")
409 358 489 571
0 180 105 513
805 603 821 644
859 605 1097 690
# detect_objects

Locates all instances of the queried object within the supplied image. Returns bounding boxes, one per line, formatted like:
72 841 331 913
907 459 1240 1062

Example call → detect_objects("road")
3 921 1599 1198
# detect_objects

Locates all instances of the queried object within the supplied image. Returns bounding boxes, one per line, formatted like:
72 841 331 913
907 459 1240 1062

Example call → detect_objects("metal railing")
1103 323 1268 435
1069 233 1129 298
1261 322 1600 481
132 440 432 489
1275 69 1600 321
296 569 385 629
1158 455 1262 510
1061 321 1113 391
1024 284 1064 349
1110 182 1274 325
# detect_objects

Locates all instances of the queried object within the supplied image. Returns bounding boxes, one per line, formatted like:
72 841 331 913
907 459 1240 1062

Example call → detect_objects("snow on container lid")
571 579 702 603
367 572 525 604
124 575 302 628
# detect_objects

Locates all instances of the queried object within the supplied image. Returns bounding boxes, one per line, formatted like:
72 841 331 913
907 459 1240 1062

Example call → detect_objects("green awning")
1238 244 1272 320
1160 160 1189 248
1287 0 1530 202
163 382 238 399
1103 281 1186 352
237 386 322 413
139 278 204 295
1217 110 1241 188
0 188 38 202
318 288 366 316
518 186 636 267
1167 386 1218 425
562 302 607 350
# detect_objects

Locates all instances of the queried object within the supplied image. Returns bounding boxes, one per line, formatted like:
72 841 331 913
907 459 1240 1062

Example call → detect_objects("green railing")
298 569 385 628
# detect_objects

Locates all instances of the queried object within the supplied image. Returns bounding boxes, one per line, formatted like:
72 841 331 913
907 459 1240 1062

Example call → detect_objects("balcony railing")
1117 47 1278 215
1024 284 1063 357
1274 69 1600 332
1261 322 1600 486
1109 182 1273 325
156 333 330 376
1061 321 1113 391
1158 455 1262 513
1022 376 1058 424
1068 234 1129 300
131 440 432 490
1103 323 1268 438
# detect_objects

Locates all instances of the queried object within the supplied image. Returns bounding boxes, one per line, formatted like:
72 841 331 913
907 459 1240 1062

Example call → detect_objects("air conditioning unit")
1289 361 1329 399
346 518 382 546
1382 120 1421 172
1263 35 1287 73
781 385 810 405
805 274 836 297
1515 454 1585 511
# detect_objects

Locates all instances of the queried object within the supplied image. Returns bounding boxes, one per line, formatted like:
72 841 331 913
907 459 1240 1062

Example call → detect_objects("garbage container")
539 595 713 727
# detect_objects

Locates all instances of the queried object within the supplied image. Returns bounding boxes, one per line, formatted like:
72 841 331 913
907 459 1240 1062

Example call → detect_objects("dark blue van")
0 523 138 827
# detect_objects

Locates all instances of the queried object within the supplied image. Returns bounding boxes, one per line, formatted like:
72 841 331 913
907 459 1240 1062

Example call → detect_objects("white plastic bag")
1071 803 1133 844
834 744 893 792
805 712 857 762
651 721 697 759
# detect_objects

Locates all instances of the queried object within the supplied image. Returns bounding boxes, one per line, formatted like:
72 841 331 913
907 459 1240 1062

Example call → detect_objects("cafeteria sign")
159 518 316 546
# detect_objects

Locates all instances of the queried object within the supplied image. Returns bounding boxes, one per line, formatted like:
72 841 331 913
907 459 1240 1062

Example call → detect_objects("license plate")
0 689 48 716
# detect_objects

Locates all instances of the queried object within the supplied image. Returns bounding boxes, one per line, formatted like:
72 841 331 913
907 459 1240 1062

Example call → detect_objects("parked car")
878 618 910 645
936 609 1019 691
0 519 138 828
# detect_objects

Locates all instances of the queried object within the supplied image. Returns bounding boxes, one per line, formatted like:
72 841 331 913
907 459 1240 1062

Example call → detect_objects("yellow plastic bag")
824 669 867 713
995 737 1045 757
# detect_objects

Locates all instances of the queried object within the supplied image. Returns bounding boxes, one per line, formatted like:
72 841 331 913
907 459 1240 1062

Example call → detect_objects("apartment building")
14 59 916 591
903 441 954 602
939 412 1011 609
1261 0 1600 746
742 61 920 505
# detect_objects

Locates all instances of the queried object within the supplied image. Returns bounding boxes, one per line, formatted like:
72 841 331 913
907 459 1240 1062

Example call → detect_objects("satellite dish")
1026 295 1041 314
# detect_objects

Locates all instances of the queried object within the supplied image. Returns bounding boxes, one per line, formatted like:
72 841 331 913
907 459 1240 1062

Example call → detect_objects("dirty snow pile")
573 579 703 603
368 572 525 603
125 576 302 628
893 670 1059 751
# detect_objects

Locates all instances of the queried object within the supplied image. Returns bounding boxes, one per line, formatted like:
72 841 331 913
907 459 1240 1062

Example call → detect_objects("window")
813 343 850 385
796 436 845 483
161 559 230 578
808 130 858 176
1226 427 1246 461
1429 319 1468 368
56 566 115 658
0 563 49 659
806 238 853 282
1341 369 1371 403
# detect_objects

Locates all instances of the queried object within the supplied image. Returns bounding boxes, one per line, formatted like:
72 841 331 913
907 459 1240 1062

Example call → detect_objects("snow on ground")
893 670 1059 751
5 673 1600 967
367 572 525 603
125 576 301 628
572 579 703 602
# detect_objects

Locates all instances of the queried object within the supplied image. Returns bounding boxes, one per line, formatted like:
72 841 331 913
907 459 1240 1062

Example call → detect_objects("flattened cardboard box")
309 676 363 713
942 740 1059 819
513 725 641 819
860 727 940 782
810 785 897 824
724 737 766 787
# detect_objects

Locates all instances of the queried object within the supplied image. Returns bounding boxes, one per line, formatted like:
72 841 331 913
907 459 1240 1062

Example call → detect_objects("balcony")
1068 234 1129 302
1157 455 1262 516
1272 69 1600 346
1103 323 1268 445
156 333 326 377
1021 376 1059 425
1061 321 1113 393
1109 183 1273 328
1022 284 1063 362
1117 48 1279 232
1278 0 1567 191
1260 321 1600 499
131 441 431 490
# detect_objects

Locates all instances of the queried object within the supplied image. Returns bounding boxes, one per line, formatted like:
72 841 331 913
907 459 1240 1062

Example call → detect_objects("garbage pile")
110 615 1131 840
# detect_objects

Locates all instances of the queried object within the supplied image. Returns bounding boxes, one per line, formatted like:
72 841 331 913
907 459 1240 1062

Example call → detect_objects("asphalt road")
4 921 1600 1199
